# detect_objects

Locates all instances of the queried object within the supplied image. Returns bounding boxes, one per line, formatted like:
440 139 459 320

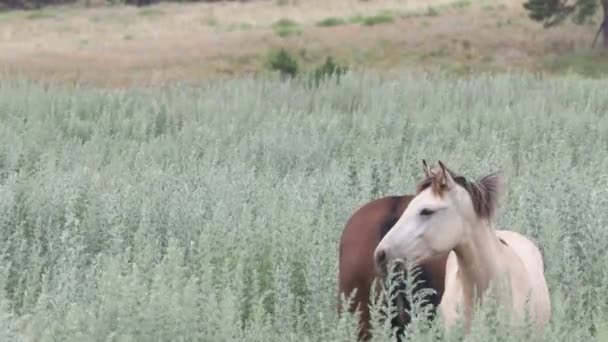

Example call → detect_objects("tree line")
0 0 237 10
524 0 608 49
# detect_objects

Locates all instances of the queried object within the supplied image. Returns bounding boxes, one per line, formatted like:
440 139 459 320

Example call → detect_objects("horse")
337 194 450 341
374 160 551 336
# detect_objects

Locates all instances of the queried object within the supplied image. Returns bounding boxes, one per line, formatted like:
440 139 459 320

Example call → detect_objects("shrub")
316 17 347 27
308 56 348 87
272 18 302 37
451 0 471 9
425 6 440 16
267 48 299 78
359 12 395 26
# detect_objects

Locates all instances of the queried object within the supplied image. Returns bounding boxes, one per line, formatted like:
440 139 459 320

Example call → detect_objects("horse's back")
495 229 551 328
495 230 545 274
440 230 551 332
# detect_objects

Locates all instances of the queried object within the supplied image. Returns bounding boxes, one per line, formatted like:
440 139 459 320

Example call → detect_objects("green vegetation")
272 17 302 37
268 48 299 77
425 5 440 17
545 50 608 77
2 1 608 338
523 0 601 27
138 7 164 16
275 0 296 6
226 22 253 32
362 12 394 26
201 15 218 26
316 17 347 27
0 11 19 22
523 0 608 48
0 73 607 340
308 56 349 87
25 9 55 19
349 11 395 26
451 0 472 9
266 48 349 83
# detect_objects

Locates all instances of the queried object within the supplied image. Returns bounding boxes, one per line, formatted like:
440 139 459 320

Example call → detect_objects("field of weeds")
0 72 607 340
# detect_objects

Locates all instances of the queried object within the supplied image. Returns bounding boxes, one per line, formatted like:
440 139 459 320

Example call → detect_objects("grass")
316 17 347 27
201 15 218 26
545 50 608 78
25 9 55 20
361 11 395 26
138 8 164 17
425 6 440 17
348 10 395 26
226 22 254 32
0 72 608 340
450 0 471 9
272 17 302 37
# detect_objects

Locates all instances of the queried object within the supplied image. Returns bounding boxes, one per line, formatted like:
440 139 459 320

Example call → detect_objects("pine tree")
523 0 608 49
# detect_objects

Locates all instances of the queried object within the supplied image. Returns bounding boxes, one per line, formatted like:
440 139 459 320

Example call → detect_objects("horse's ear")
437 160 455 189
422 159 431 178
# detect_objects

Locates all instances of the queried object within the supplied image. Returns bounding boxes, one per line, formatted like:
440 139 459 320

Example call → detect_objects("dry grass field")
0 0 605 87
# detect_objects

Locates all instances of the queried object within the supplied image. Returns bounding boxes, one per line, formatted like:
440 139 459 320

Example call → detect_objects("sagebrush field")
0 72 607 341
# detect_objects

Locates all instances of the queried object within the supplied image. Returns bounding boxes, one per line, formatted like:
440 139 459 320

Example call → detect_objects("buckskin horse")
337 191 449 341
374 161 551 337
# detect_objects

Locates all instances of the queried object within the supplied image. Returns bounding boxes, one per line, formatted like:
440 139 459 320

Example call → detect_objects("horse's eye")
420 208 435 216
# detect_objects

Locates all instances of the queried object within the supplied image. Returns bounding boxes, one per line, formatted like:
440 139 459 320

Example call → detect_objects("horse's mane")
415 165 503 220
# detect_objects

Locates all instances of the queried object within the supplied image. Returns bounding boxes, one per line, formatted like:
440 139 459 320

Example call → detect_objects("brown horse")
337 194 449 341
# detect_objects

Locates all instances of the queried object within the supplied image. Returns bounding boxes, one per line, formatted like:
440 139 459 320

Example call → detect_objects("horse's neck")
454 221 506 322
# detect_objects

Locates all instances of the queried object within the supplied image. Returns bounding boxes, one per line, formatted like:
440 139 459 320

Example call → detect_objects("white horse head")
374 160 503 271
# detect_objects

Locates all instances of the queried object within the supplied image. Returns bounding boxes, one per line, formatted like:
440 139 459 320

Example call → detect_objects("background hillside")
1 0 606 87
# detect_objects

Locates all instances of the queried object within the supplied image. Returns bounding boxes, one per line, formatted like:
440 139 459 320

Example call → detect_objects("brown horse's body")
337 195 449 341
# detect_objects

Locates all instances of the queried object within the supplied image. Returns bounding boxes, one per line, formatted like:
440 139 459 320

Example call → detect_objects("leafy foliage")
360 12 394 26
308 56 349 87
316 17 347 27
0 73 608 340
267 48 299 78
523 0 600 27
272 18 302 37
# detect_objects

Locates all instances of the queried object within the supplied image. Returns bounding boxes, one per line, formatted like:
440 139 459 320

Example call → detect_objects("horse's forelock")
415 165 503 220
415 167 461 197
